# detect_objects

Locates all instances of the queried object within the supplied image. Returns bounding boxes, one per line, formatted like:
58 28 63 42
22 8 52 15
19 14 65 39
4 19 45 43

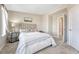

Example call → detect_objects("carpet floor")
0 38 79 54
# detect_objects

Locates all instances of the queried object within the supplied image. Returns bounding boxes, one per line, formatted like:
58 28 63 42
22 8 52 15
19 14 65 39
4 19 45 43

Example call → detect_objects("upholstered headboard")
9 23 38 32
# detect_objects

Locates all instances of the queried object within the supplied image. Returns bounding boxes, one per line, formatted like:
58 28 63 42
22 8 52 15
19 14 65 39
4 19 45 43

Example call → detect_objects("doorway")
57 15 67 43
59 16 64 41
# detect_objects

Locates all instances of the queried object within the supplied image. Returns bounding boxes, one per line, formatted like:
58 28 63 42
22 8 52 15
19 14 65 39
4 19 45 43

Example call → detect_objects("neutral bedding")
16 32 56 54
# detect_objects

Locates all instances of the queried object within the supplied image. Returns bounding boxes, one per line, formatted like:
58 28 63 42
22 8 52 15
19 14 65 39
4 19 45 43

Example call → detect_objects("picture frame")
24 17 32 22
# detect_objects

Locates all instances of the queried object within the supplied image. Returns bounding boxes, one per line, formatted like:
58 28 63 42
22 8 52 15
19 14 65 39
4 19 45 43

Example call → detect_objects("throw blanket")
16 32 56 54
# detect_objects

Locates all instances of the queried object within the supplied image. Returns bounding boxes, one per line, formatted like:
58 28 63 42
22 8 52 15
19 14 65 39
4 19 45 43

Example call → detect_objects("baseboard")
67 41 79 51
70 44 79 51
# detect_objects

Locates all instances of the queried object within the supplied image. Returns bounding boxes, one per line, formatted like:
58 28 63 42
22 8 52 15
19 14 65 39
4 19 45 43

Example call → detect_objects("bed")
16 32 56 54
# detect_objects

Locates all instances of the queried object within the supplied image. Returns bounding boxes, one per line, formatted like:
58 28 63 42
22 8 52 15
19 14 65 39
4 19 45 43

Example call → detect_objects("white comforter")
16 32 56 54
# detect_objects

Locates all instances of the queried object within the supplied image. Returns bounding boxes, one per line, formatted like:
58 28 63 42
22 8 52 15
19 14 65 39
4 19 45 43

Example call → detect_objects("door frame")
57 14 67 43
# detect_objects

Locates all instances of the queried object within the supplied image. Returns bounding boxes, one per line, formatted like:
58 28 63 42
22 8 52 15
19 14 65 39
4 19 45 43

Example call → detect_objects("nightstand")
7 32 19 43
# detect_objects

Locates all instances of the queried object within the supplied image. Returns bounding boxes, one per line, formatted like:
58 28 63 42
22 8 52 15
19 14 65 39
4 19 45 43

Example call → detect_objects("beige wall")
48 15 52 34
41 15 49 33
8 11 43 31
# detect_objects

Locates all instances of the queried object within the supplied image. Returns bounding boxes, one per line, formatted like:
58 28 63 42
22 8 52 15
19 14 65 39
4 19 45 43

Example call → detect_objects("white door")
67 5 79 50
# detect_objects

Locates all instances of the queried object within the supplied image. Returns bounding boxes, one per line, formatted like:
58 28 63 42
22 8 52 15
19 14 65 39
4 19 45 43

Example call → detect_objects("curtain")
1 5 8 36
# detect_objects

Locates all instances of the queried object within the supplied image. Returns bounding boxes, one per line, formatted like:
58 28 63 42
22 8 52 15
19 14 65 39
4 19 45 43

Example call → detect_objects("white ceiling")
5 4 66 15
